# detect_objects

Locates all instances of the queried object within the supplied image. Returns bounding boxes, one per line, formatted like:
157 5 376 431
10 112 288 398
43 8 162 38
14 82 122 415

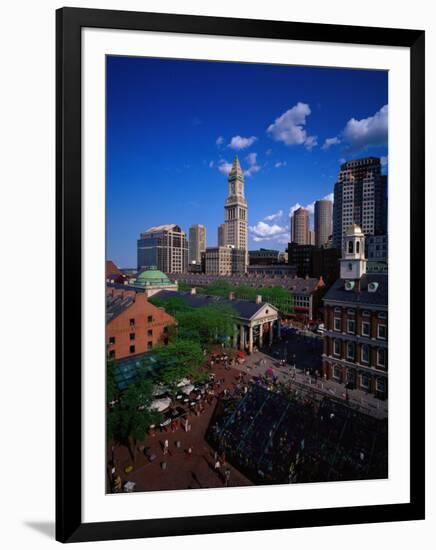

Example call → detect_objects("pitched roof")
153 290 277 320
106 293 135 323
106 260 122 277
323 274 388 307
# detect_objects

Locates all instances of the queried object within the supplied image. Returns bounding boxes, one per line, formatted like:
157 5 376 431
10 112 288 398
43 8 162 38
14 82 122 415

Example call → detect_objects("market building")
154 289 280 354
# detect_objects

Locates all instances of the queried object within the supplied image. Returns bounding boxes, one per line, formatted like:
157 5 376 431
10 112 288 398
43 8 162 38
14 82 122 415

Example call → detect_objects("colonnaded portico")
153 289 280 354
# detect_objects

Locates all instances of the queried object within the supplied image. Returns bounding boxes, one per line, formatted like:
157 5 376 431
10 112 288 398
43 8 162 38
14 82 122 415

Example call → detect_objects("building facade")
249 248 280 265
322 225 388 399
314 199 333 248
287 242 315 277
204 246 246 276
224 156 248 270
291 207 310 245
106 288 176 360
333 157 387 249
137 224 188 273
188 224 206 265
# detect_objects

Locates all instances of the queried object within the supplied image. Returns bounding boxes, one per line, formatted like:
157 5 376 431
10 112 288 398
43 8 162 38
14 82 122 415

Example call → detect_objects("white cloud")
208 160 214 168
322 136 341 150
244 152 261 177
267 102 317 150
218 159 232 175
339 158 346 165
249 220 289 243
304 135 318 151
264 210 283 221
216 136 225 146
265 148 273 156
342 104 388 152
274 161 287 168
228 135 257 150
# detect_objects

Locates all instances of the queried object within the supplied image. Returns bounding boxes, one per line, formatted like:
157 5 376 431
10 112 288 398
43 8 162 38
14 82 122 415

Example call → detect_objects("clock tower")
224 156 248 270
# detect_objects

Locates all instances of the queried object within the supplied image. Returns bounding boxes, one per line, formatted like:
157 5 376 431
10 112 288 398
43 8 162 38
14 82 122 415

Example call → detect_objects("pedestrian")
224 468 231 487
187 447 193 458
214 459 221 471
163 439 169 455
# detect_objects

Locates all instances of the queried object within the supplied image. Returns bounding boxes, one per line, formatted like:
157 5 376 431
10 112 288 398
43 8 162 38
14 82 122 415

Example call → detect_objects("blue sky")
107 56 388 267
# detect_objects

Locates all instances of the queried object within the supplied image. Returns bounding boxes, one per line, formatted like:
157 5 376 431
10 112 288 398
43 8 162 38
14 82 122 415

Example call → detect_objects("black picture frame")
56 7 425 543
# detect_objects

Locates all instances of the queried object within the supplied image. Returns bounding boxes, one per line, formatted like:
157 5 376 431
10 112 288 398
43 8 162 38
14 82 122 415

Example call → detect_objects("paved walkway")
108 362 252 493
236 348 388 419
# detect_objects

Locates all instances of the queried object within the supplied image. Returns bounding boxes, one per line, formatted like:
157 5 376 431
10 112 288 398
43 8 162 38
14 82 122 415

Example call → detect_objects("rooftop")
154 290 277 320
323 273 388 307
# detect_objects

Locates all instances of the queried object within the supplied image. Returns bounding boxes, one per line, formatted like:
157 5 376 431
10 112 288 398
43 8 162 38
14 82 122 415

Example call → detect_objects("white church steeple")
340 224 367 282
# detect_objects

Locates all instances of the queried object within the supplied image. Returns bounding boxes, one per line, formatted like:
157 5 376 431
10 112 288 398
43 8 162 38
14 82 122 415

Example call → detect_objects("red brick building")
106 288 176 360
322 225 388 399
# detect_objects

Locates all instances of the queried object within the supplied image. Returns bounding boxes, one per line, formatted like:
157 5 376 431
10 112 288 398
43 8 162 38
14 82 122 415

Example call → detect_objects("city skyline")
107 56 388 267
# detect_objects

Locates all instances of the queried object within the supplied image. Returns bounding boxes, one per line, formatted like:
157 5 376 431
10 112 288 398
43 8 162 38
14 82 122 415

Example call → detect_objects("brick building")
106 288 176 360
322 225 388 399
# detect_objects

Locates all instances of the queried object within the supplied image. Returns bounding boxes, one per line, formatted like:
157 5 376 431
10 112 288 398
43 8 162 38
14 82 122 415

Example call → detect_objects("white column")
269 321 274 345
248 325 253 354
277 319 281 340
259 323 263 348
233 324 237 348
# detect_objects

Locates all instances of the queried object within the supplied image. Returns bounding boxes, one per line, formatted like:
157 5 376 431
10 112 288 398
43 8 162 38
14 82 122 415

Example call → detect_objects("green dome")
135 267 171 286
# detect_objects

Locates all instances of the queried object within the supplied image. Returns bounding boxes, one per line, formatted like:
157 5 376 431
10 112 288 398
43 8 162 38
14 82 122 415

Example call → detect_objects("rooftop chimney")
256 295 262 304
190 287 196 295
229 292 235 301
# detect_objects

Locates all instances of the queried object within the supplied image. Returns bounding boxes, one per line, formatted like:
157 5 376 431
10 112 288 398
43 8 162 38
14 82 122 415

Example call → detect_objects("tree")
151 339 204 391
107 373 160 463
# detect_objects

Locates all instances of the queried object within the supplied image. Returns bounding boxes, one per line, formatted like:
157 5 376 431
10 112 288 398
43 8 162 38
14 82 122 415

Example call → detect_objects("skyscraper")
333 157 387 249
188 224 206 265
224 156 248 269
137 224 188 273
217 224 227 247
291 207 310 245
314 199 333 248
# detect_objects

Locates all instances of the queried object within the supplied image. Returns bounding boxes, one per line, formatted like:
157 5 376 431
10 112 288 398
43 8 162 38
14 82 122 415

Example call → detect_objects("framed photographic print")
56 7 425 543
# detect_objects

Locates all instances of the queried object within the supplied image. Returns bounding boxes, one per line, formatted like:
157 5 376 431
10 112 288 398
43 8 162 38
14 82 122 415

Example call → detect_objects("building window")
347 319 355 334
147 315 153 323
360 374 369 389
109 336 115 345
377 378 386 392
362 310 370 317
378 312 387 320
109 350 115 359
377 348 387 367
347 342 355 361
348 241 353 253
361 344 370 364
378 324 387 340
361 321 370 337
147 329 153 337
147 341 153 351
164 338 169 346
356 241 360 253
129 318 135 327
334 317 341 331
348 262 353 271
164 326 169 334
333 339 341 357
333 366 342 380
129 333 135 341
129 345 135 354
